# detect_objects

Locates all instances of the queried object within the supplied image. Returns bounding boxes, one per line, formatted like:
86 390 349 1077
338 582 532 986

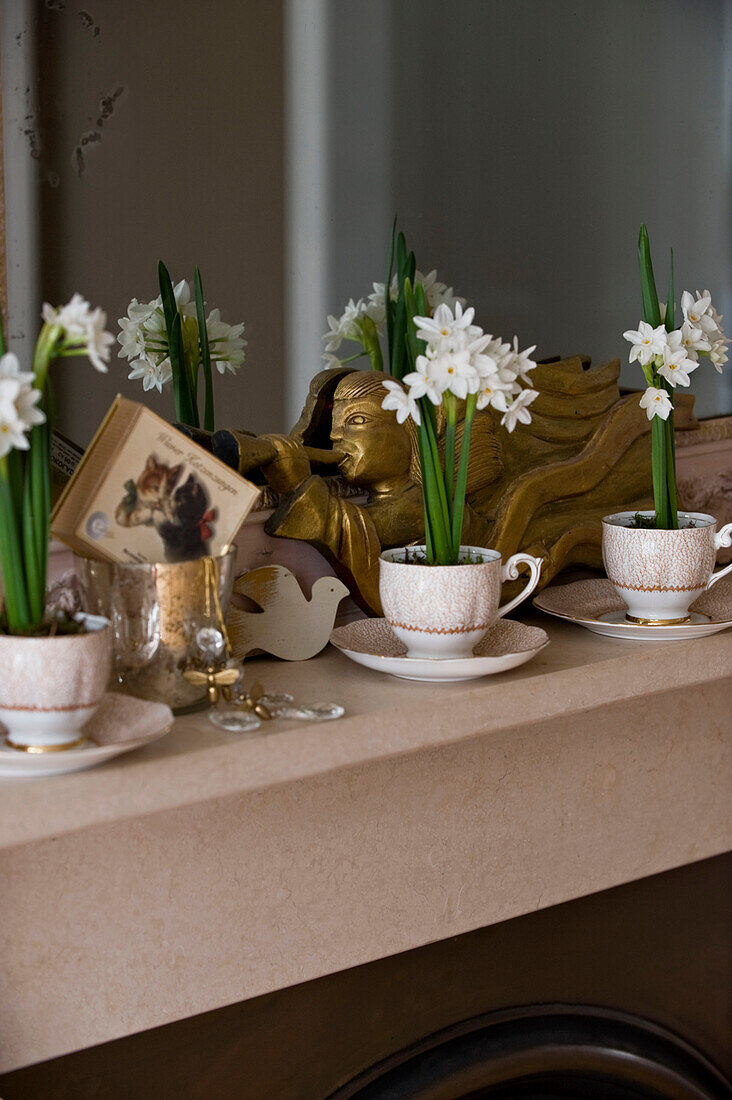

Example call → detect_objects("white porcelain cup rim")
380 545 502 566
602 510 717 530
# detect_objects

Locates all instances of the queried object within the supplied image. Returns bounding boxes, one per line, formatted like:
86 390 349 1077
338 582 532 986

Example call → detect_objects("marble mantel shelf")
0 616 730 1073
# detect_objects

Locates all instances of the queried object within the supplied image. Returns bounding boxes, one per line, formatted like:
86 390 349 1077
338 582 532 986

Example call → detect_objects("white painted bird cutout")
227 566 349 660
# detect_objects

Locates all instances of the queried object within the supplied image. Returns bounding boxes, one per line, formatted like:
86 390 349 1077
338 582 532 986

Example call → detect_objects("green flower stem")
443 392 458 505
416 425 434 561
451 393 477 555
421 404 452 558
651 414 669 529
0 457 31 631
664 406 678 528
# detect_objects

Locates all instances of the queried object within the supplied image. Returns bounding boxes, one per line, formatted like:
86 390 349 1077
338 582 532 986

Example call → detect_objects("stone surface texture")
0 615 729 1073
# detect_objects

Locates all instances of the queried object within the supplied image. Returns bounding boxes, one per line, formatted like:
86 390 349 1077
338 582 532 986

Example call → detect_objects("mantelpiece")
0 615 729 1074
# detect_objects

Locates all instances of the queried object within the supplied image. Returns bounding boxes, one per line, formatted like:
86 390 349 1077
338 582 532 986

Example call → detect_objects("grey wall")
385 0 731 417
34 0 284 444
16 0 732 443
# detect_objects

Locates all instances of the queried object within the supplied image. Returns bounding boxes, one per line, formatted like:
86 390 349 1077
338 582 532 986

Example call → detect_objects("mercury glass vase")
76 548 236 711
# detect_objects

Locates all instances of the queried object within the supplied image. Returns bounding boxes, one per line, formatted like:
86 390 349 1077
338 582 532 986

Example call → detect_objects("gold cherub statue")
217 357 695 616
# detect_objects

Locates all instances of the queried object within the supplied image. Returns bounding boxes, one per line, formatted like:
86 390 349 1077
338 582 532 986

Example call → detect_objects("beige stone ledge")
0 616 730 1072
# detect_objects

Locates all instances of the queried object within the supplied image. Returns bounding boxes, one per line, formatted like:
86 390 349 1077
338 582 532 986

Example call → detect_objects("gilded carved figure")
218 357 696 616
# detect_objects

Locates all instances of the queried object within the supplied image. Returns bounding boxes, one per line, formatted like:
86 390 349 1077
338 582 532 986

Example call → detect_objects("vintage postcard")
51 397 260 563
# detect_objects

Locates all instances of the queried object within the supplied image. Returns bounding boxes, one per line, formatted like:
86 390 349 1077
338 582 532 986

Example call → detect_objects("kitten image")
115 455 216 561
115 455 182 528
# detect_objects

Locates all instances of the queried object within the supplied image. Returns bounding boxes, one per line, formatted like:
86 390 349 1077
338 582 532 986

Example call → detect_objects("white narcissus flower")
500 388 538 432
623 320 667 366
710 339 729 372
322 298 368 353
656 339 697 387
475 377 512 412
678 320 710 361
433 348 481 400
119 281 246 390
403 355 445 405
43 294 114 372
413 302 479 348
0 351 35 386
681 291 717 335
639 386 673 420
381 379 420 425
205 309 247 375
0 365 46 458
127 355 173 394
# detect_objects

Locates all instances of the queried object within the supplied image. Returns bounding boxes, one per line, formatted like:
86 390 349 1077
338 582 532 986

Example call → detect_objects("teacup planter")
602 511 732 625
0 614 112 751
379 545 543 659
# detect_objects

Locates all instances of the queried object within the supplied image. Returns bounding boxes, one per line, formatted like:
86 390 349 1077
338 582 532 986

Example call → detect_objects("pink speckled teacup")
0 614 111 751
379 545 543 659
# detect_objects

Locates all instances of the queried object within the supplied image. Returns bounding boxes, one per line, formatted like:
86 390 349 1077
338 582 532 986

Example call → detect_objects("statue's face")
331 394 412 489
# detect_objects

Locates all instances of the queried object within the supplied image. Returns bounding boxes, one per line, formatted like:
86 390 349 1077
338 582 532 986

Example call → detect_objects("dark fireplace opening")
332 1005 732 1100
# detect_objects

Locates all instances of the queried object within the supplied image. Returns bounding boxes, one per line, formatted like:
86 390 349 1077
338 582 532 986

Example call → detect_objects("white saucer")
330 618 549 682
534 576 732 641
0 693 173 778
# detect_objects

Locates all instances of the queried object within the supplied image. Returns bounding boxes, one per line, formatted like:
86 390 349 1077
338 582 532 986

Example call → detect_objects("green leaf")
158 260 178 333
665 248 675 332
159 262 198 428
0 457 31 631
385 217 397 372
391 282 408 381
194 267 215 431
638 224 661 327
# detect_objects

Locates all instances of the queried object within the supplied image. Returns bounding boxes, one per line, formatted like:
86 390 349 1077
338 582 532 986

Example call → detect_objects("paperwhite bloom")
381 378 420 425
500 388 538 432
368 269 466 323
678 320 710 361
681 290 717 335
431 347 481 400
0 351 35 386
43 294 114 372
623 321 667 366
0 372 45 458
127 355 173 394
205 309 247 375
499 337 538 385
414 302 479 349
709 338 729 373
119 282 246 389
656 339 697 388
475 377 512 412
403 355 445 405
639 386 673 420
323 298 369 352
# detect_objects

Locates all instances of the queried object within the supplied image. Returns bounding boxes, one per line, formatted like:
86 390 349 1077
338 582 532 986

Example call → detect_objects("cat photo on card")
51 398 260 564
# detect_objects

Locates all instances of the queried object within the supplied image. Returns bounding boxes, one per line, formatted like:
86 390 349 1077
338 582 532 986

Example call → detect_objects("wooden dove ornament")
227 565 349 660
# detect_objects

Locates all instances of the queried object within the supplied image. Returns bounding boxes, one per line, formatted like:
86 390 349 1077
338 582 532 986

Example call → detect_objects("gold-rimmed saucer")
0 693 173 778
533 575 732 641
330 618 549 682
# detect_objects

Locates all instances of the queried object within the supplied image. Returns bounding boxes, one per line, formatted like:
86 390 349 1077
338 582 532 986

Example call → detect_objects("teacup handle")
497 552 544 619
707 522 732 590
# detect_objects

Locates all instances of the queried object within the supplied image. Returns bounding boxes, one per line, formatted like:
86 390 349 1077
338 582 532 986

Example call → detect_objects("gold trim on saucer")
5 736 86 754
624 613 691 626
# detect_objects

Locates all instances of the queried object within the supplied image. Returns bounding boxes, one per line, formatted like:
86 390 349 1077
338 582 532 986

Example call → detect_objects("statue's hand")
259 434 312 493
